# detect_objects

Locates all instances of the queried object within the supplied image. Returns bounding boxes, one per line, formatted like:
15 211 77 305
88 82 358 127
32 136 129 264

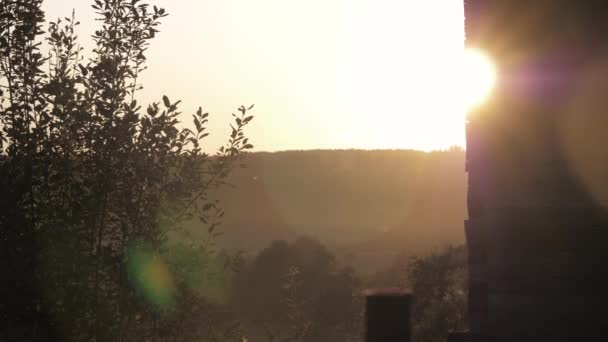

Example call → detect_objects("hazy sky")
43 0 466 152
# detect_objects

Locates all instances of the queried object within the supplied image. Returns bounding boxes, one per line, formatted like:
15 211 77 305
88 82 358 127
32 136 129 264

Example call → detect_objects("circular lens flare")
462 48 497 109
128 247 176 310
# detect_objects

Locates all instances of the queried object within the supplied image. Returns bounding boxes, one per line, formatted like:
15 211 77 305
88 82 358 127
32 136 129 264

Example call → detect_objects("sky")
43 0 467 152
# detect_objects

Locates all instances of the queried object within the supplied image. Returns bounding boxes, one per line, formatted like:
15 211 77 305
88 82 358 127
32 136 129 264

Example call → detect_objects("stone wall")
464 1 608 340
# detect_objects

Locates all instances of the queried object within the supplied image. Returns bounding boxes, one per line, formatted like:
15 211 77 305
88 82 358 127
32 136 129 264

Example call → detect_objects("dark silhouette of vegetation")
408 246 467 342
230 238 361 342
0 1 253 340
226 238 466 342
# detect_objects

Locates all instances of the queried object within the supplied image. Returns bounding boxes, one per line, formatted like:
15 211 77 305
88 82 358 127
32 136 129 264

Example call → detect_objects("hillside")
207 149 467 271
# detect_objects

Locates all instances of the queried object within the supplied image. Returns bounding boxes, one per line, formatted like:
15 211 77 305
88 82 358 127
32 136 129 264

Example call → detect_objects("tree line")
229 237 467 342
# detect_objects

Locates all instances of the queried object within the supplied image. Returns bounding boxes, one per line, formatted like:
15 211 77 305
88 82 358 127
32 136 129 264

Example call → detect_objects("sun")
331 21 498 150
461 49 497 110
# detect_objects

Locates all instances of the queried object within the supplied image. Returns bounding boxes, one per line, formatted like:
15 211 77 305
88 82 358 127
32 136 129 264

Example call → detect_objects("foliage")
407 246 468 342
231 238 361 342
229 239 468 342
262 266 312 342
0 0 253 340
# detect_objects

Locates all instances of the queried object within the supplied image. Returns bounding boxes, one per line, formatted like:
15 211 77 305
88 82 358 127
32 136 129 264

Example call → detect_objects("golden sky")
43 0 469 152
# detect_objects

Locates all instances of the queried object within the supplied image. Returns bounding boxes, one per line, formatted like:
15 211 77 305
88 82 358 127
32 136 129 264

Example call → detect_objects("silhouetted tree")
407 246 468 342
232 237 360 342
0 1 253 340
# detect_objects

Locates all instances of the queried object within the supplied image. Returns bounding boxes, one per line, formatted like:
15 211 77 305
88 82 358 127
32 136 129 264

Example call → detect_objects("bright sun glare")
461 49 497 110
45 1 495 152
334 46 498 151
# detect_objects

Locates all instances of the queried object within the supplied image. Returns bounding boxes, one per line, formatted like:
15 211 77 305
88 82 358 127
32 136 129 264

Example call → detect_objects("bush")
0 1 253 340
407 246 468 342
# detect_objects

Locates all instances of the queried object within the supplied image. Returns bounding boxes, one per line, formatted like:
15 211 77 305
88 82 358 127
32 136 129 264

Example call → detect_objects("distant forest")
205 149 469 341
204 149 467 274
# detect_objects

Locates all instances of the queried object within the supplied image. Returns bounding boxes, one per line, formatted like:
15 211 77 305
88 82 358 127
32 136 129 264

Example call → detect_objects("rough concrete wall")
465 0 608 59
464 1 608 340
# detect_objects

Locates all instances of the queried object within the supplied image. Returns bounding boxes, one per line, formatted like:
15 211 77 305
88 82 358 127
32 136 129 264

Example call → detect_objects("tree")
407 246 468 342
232 238 360 342
0 1 254 340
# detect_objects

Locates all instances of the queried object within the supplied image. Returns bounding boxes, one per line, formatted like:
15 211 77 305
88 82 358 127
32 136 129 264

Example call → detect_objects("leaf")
78 64 88 76
193 115 201 131
162 95 170 108
248 104 255 110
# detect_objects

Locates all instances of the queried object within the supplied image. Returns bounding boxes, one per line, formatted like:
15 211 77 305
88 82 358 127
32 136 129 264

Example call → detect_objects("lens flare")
462 48 497 109
128 247 176 310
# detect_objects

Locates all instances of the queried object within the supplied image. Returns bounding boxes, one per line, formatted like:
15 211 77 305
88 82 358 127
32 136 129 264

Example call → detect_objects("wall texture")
464 1 608 340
